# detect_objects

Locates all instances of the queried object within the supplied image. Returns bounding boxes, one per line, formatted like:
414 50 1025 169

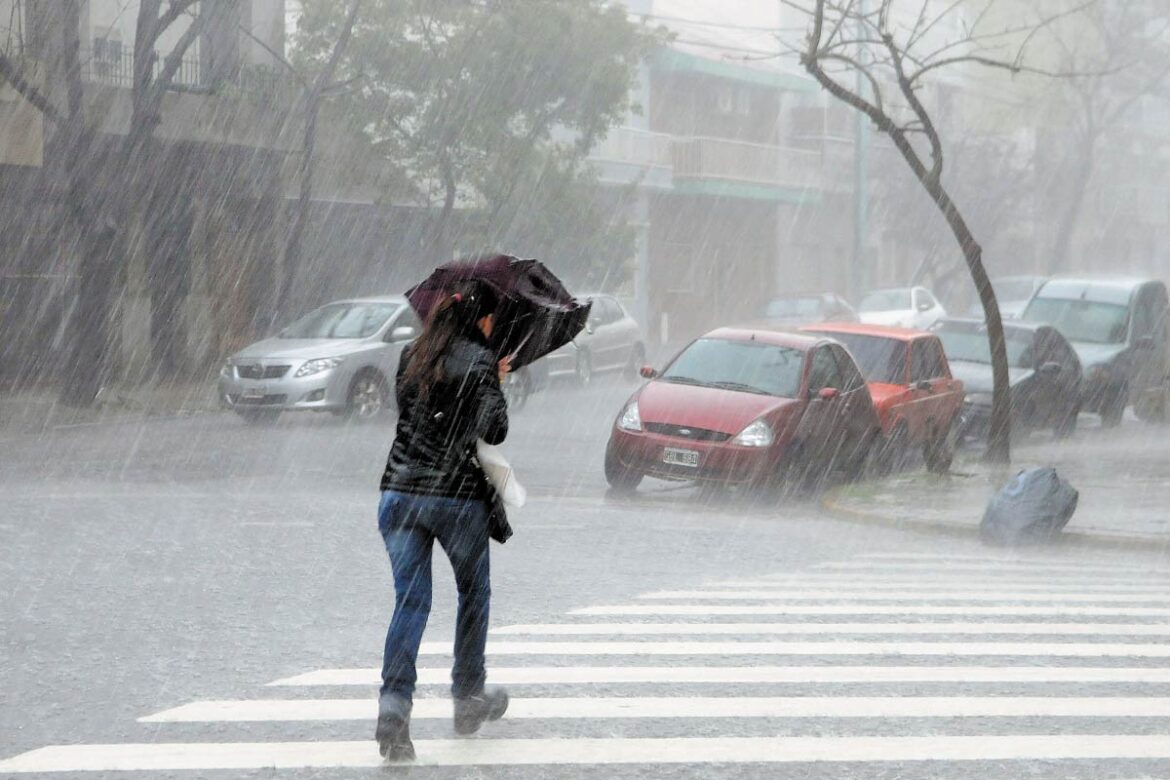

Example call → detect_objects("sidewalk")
0 381 220 435
823 432 1170 551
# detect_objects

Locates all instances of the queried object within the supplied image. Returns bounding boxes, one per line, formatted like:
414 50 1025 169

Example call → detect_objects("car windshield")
662 338 804 398
994 278 1038 302
280 302 400 339
811 332 905 384
764 297 822 318
1022 298 1129 345
859 289 911 312
935 327 1035 368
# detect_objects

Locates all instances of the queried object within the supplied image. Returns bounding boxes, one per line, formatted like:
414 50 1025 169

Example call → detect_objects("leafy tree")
294 0 659 265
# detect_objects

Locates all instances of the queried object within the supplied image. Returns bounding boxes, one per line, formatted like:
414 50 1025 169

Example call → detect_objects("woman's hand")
497 356 513 383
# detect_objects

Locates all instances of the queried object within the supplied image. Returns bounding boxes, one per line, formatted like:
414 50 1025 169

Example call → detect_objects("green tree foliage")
294 0 660 283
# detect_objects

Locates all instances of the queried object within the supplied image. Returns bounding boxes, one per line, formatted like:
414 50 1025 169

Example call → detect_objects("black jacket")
379 332 508 499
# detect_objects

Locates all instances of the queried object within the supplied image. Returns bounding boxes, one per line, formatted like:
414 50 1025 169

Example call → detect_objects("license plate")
663 447 700 467
242 388 266 400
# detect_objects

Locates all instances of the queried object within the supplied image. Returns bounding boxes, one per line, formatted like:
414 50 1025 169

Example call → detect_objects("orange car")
801 322 964 472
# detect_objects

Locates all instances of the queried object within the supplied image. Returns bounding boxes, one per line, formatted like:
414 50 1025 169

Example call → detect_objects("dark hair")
403 280 499 393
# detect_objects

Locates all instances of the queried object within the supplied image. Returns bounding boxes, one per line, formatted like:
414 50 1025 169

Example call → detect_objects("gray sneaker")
453 687 509 735
375 695 414 761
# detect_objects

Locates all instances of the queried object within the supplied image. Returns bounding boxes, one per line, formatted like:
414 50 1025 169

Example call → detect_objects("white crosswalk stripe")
5 551 1170 774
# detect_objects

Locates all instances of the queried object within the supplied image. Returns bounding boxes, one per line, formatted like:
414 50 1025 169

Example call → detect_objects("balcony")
671 136 823 191
85 48 206 90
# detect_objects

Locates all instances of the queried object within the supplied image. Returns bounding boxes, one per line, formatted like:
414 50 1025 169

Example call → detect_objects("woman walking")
376 280 510 761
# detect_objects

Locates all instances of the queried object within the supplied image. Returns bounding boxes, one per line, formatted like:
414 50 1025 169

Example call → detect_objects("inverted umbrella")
405 254 591 370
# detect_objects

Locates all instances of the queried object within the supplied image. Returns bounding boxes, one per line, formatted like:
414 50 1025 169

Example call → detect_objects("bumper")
544 348 579 378
607 427 785 485
217 370 349 412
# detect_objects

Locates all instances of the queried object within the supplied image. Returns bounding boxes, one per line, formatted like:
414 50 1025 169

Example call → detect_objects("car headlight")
732 419 774 447
618 401 642 432
295 357 344 378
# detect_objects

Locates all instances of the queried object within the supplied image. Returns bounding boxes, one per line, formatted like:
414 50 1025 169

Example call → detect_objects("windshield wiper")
661 375 707 386
708 380 770 395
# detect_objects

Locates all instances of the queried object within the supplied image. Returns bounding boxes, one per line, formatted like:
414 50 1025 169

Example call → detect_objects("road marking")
573 603 1170 617
9 735 1170 771
816 561 1151 574
491 622 1170 636
268 665 1170 687
639 590 1170 603
707 578 1170 590
415 640 1170 657
140 696 1170 723
572 604 1170 617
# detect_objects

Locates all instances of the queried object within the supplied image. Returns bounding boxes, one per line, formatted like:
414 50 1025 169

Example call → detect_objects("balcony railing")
84 49 205 90
671 136 822 190
588 127 673 169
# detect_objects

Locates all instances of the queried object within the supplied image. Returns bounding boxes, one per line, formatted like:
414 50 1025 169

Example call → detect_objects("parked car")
801 323 964 473
758 292 857 327
603 328 881 493
965 275 1047 319
858 286 946 329
1020 276 1170 426
544 293 644 383
218 295 418 423
932 317 1081 441
1135 307 1170 422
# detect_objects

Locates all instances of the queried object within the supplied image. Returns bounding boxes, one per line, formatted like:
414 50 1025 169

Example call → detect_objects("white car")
542 294 645 383
858 286 946 330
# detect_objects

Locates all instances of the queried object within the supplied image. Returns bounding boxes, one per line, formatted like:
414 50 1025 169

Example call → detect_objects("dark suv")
1021 276 1169 426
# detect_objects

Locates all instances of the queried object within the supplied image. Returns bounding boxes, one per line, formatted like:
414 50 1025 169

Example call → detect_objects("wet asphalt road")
3 375 1170 778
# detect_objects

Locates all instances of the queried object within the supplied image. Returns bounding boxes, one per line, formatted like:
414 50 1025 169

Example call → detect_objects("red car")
604 328 882 492
800 323 964 472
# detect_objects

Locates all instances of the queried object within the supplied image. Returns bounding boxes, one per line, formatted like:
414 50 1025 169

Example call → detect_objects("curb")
820 486 1170 556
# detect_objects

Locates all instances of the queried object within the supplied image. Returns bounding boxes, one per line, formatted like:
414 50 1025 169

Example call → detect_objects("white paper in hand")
476 440 527 508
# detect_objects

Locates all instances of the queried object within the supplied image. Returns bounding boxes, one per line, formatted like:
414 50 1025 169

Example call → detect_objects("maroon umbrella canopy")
406 254 591 370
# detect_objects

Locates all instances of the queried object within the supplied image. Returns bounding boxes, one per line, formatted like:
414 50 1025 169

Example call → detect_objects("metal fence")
84 48 204 90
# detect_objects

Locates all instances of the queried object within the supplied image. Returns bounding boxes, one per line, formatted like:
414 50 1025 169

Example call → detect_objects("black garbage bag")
980 467 1078 546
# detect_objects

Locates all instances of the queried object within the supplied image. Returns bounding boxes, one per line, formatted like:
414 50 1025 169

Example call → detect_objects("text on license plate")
663 447 700 467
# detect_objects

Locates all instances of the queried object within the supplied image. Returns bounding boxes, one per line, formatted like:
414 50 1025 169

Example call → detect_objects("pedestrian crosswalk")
5 551 1170 775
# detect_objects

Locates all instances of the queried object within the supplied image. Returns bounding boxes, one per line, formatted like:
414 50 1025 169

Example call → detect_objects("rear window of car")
1021 298 1129 345
662 338 805 398
859 290 911 312
808 332 906 384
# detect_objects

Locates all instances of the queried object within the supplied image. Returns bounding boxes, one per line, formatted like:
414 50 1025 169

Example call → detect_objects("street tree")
784 0 1079 463
293 0 659 263
1040 3 1170 273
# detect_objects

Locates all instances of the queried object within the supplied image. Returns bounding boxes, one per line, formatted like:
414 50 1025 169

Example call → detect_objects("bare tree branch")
0 50 62 124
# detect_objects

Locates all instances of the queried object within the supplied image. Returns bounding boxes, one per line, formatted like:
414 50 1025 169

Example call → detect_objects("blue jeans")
378 490 491 704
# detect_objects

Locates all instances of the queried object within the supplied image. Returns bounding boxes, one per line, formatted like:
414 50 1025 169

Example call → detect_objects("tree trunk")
277 100 319 325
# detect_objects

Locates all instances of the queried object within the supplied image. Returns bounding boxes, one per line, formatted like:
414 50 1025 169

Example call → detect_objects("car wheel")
575 350 593 386
1100 384 1127 428
1055 402 1080 438
346 370 390 421
624 343 646 381
1134 384 1168 423
235 408 280 425
604 441 642 492
924 421 955 474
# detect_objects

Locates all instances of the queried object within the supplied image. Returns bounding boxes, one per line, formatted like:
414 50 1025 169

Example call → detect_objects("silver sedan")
218 296 419 423
543 293 645 383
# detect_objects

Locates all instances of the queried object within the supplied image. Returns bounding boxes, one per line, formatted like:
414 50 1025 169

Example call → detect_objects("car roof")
800 321 934 343
934 316 1044 336
702 327 820 351
1034 276 1158 305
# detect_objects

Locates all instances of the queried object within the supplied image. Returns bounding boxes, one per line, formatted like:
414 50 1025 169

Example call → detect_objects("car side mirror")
639 365 658 379
1039 361 1062 377
917 301 932 312
817 387 840 401
387 326 417 343
914 380 932 391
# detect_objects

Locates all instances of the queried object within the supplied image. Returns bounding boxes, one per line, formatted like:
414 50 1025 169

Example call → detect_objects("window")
808 332 906 384
1132 289 1158 341
661 339 804 398
831 345 866 392
808 347 844 393
911 339 948 382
